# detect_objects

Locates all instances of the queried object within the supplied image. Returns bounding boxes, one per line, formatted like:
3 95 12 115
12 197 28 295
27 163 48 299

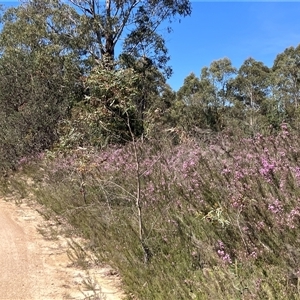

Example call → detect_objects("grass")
3 124 300 299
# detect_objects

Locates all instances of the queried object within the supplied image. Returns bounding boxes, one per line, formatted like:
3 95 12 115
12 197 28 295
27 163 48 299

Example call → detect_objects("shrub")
4 124 300 299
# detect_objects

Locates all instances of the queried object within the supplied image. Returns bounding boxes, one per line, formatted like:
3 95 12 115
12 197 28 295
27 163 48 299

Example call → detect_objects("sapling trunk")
126 113 151 263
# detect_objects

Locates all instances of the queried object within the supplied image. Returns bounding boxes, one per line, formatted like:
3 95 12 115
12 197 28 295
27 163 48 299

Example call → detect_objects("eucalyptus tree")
272 45 300 127
176 59 236 132
177 72 201 105
0 0 192 153
2 0 192 74
178 59 236 108
230 58 271 127
0 0 83 168
66 0 191 76
207 58 237 107
64 0 192 139
176 69 220 132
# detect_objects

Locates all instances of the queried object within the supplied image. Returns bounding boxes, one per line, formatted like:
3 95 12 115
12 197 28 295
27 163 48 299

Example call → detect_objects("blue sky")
165 2 300 90
1 1 300 91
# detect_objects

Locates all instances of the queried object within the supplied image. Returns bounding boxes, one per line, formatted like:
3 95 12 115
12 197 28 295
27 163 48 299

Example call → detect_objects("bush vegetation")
3 124 300 299
2 1 300 299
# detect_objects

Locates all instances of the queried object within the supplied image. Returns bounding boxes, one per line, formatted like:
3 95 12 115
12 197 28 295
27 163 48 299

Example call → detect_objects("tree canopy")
0 0 192 169
2 0 300 168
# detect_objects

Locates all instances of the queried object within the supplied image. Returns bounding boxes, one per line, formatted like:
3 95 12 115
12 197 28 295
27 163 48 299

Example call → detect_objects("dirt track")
0 199 124 300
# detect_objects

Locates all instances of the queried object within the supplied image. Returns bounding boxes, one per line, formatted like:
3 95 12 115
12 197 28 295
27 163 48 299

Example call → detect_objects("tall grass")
4 123 300 299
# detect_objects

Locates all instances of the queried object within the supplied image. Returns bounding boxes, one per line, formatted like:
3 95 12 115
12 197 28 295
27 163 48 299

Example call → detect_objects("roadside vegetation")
2 1 300 299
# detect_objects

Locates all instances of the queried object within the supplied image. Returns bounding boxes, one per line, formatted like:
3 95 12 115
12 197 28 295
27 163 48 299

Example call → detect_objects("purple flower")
268 199 283 214
217 240 232 264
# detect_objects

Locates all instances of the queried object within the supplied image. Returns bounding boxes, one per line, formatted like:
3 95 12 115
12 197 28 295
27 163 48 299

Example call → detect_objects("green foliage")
233 58 271 106
272 45 300 128
66 0 192 76
177 72 201 105
0 1 83 170
87 64 143 140
0 0 193 159
174 53 300 137
57 63 143 147
202 58 237 107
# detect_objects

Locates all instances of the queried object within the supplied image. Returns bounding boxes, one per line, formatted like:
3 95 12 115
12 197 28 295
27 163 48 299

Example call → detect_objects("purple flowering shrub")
13 123 300 298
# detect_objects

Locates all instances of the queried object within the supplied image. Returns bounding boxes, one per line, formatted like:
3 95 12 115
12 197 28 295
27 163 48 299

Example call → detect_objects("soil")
0 198 125 300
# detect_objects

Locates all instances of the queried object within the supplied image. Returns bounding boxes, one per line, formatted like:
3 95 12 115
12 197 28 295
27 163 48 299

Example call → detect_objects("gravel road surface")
0 199 124 300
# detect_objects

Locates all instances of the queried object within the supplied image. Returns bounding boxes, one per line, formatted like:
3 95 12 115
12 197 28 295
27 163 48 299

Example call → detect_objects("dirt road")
0 199 124 300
